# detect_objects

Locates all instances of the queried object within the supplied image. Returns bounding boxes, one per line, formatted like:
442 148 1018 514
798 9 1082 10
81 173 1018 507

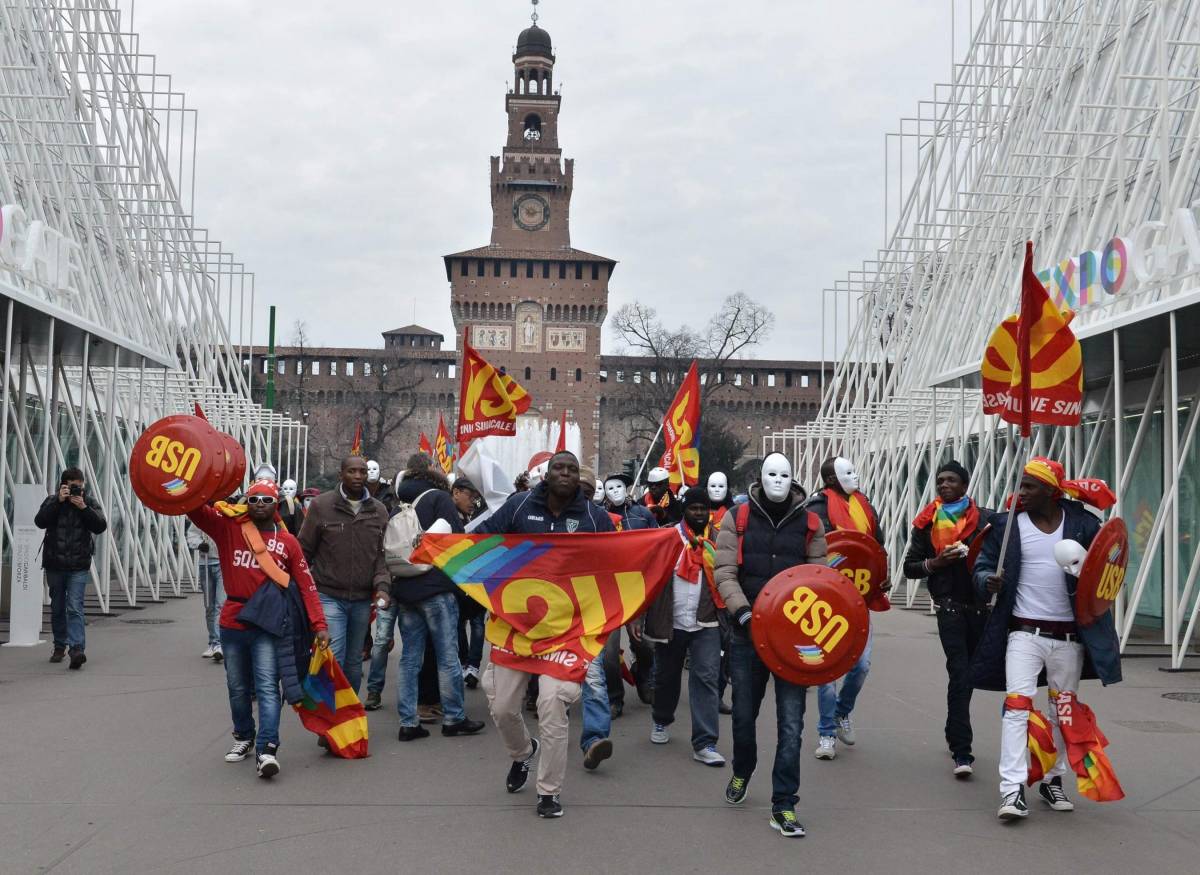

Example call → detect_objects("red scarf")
823 488 877 535
675 521 724 609
912 497 980 552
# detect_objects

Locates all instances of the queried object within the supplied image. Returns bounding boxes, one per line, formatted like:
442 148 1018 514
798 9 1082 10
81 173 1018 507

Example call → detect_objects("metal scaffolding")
768 0 1200 667
0 0 306 611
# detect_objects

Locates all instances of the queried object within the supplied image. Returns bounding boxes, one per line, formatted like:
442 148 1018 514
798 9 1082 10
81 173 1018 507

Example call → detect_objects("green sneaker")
770 809 806 838
724 773 751 805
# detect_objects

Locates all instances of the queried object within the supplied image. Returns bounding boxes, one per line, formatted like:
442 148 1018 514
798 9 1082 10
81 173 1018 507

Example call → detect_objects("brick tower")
445 13 615 471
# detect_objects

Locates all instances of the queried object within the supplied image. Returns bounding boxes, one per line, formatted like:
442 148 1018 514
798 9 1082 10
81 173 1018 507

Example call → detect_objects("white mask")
760 453 793 502
366 460 380 483
281 479 297 500
302 496 314 509
253 463 277 482
833 457 859 494
707 472 729 503
604 479 628 505
1053 540 1088 576
593 480 604 501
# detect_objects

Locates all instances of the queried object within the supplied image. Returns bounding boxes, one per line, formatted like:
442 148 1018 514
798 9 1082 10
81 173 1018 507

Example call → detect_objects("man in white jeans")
972 456 1121 822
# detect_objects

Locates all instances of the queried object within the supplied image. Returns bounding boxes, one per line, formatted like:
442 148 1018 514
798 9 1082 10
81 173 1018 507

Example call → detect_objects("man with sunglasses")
298 456 391 696
188 479 329 778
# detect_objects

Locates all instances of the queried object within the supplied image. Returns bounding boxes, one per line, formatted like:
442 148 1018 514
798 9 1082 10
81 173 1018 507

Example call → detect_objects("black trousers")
935 603 987 760
603 626 654 706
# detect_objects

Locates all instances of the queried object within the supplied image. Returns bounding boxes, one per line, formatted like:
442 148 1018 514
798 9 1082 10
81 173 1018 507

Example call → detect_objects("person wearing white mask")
278 478 305 534
713 452 827 837
599 472 658 715
252 462 277 483
805 456 887 761
364 459 398 514
705 471 734 526
642 467 683 524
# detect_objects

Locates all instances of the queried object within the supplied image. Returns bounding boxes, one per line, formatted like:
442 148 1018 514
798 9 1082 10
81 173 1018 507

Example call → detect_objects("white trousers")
999 631 1084 795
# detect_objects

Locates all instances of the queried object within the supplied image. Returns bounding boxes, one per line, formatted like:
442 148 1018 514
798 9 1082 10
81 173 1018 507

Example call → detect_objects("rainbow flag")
294 644 369 758
795 644 824 666
163 478 188 496
1057 691 1124 802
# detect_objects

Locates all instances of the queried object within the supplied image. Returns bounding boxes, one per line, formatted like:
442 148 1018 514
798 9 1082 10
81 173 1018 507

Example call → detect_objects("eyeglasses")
245 495 277 506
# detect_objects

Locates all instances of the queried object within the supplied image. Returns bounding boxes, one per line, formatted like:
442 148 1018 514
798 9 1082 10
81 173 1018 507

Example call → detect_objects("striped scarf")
676 521 724 609
912 496 979 552
823 488 877 535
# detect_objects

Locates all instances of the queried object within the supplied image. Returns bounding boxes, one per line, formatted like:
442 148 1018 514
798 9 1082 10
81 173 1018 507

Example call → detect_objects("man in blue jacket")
972 457 1121 822
478 450 616 819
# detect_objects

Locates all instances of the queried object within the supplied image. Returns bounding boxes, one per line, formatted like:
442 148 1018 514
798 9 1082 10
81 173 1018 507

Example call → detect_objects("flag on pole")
554 408 568 453
657 361 702 489
418 432 434 457
981 242 1083 436
349 423 364 456
456 329 531 448
435 414 456 475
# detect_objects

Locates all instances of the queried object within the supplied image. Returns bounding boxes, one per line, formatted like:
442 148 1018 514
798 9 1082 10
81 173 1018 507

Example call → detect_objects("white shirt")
1013 513 1074 622
672 573 704 632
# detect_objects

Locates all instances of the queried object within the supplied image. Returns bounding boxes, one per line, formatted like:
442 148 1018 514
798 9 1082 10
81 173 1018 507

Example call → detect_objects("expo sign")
1037 206 1200 309
0 203 84 297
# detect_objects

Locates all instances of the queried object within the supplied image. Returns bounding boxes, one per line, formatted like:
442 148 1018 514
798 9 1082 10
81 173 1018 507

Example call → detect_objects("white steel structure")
0 0 305 612
767 0 1200 667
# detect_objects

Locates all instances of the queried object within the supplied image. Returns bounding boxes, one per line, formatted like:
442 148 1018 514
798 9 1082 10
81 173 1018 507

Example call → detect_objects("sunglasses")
245 495 277 506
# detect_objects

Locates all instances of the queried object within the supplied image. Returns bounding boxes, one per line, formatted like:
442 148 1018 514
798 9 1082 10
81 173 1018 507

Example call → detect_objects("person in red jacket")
188 479 329 779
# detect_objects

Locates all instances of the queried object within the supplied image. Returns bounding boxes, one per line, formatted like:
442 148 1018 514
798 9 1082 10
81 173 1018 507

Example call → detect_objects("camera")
68 484 82 497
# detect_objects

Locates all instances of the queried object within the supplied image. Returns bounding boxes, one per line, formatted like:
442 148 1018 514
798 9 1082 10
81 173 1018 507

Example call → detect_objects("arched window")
574 368 582 381
523 113 542 141
550 368 557 381
524 366 531 380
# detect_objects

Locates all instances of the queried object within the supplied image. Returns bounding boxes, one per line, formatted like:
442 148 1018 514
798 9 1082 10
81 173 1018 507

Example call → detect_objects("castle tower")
445 12 615 470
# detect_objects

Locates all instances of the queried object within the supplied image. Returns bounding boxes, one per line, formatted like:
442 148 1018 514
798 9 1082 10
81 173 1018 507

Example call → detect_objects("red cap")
245 478 279 500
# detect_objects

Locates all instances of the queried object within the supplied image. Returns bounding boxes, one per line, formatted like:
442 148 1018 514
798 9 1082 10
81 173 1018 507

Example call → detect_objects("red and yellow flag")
456 330 531 448
410 529 681 682
434 414 456 475
349 423 364 456
418 432 434 457
982 242 1083 437
554 408 568 453
657 361 702 489
1056 691 1125 802
1006 695 1059 784
294 644 369 758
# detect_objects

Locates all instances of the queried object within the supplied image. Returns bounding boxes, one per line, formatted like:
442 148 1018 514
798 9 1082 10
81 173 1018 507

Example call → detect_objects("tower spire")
531 0 539 25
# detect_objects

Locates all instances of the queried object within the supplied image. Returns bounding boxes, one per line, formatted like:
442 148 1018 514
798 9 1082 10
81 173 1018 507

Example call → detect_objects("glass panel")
1126 408 1164 624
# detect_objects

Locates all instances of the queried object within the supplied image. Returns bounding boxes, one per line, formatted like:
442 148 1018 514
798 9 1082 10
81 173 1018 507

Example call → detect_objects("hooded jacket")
714 483 828 618
480 480 616 535
297 486 391 601
969 499 1121 691
35 493 107 572
607 501 658 531
390 475 464 605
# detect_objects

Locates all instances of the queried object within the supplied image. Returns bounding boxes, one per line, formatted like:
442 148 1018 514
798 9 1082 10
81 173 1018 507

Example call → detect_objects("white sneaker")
211 644 223 663
202 645 216 659
256 746 280 779
814 736 837 760
650 723 670 744
693 745 726 767
835 715 856 745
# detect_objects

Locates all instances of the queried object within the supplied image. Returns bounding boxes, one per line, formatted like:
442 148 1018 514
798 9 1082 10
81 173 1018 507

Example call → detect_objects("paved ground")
2 596 1199 875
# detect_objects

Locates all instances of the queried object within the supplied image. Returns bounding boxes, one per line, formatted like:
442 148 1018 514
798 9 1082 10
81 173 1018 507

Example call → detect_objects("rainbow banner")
410 529 681 681
1056 691 1124 802
294 644 369 758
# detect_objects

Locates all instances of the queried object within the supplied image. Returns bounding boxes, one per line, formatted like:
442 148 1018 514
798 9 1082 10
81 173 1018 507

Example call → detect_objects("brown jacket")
642 523 719 643
297 486 390 601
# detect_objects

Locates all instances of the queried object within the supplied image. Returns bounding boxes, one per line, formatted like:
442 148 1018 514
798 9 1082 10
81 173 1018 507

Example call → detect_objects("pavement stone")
2 595 1199 874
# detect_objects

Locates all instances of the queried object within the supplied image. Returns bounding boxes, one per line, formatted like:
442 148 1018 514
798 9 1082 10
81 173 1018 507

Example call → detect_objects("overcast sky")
130 1 954 361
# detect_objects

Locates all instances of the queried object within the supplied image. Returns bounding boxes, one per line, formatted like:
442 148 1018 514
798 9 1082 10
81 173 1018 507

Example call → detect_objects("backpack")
733 501 818 563
383 490 436 578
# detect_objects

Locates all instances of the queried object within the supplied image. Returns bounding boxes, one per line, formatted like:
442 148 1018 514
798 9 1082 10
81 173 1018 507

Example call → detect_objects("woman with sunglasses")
188 478 329 779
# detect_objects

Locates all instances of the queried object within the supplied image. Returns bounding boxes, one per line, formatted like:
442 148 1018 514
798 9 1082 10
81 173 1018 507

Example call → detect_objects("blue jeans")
652 627 721 750
318 593 373 695
46 569 89 651
396 593 466 727
366 602 399 695
729 629 807 810
817 626 874 736
220 625 281 752
580 654 611 752
199 560 224 648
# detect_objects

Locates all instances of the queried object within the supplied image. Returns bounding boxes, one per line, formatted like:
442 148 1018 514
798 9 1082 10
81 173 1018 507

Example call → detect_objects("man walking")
973 457 1121 821
714 453 826 837
806 455 887 760
187 518 225 662
298 455 390 695
645 492 725 767
35 467 107 669
904 460 992 777
479 450 616 818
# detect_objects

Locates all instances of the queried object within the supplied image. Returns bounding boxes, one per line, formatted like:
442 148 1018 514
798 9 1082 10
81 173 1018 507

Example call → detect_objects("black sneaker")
953 756 974 778
442 718 485 737
770 809 806 838
506 738 539 793
537 794 563 818
364 691 382 711
998 786 1029 820
397 725 431 742
256 744 280 779
583 738 613 770
49 647 66 663
224 738 254 762
1038 776 1075 811
68 649 86 670
725 773 751 805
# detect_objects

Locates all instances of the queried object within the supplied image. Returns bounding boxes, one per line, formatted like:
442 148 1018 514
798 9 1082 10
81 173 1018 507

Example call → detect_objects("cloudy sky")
130 1 955 361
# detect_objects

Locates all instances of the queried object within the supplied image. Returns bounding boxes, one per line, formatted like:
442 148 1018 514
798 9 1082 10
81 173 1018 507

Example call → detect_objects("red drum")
129 415 229 515
1075 517 1129 627
825 529 891 612
751 564 871 686
213 431 247 500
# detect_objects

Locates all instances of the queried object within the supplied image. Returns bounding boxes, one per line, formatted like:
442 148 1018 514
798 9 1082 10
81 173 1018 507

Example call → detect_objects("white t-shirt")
1013 513 1074 622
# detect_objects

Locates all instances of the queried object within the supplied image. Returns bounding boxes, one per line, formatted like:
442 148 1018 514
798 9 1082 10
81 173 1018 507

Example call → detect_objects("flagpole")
990 428 1028 605
632 419 665 488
